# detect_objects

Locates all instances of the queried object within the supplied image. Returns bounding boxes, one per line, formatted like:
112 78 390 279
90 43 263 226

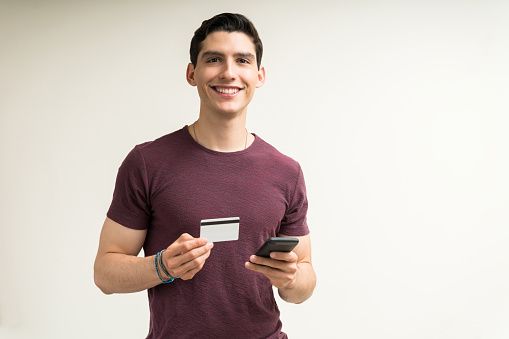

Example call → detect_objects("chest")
143 158 291 254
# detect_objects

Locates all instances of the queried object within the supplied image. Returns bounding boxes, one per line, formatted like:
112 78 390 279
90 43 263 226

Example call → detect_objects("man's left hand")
244 251 299 289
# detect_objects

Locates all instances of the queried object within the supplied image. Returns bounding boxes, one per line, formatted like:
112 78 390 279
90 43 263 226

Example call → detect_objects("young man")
94 13 316 338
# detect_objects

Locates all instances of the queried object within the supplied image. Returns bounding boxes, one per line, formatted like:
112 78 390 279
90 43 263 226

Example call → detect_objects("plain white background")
1 1 508 338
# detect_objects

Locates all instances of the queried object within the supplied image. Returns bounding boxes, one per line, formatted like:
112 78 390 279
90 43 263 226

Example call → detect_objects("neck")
189 115 252 152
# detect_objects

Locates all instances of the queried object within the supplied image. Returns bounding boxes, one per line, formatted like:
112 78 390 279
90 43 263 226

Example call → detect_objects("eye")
238 59 249 64
207 57 220 63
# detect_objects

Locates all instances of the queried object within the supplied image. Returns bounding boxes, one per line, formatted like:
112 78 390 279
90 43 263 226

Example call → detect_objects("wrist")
281 274 298 291
155 250 175 284
158 250 173 278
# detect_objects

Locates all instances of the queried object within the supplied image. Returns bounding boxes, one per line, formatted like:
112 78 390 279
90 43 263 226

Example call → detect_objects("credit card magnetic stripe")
200 217 240 226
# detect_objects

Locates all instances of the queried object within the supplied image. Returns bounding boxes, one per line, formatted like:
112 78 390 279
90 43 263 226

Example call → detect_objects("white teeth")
215 87 239 94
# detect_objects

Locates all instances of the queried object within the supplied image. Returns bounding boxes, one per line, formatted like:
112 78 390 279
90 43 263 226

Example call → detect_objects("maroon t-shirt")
107 126 309 339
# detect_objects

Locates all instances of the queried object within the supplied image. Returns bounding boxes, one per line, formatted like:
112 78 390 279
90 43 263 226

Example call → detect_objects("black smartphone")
255 237 299 258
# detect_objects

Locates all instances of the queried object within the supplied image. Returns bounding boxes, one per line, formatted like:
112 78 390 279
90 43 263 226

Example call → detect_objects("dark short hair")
190 13 263 70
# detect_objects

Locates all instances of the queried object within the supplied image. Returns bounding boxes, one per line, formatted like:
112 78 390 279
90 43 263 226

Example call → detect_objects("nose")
219 59 237 80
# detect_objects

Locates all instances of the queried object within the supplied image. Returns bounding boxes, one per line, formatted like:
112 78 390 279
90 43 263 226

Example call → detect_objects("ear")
256 66 266 88
186 63 197 86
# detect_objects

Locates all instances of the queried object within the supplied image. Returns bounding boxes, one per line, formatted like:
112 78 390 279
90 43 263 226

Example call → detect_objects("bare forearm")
278 262 316 304
94 252 161 294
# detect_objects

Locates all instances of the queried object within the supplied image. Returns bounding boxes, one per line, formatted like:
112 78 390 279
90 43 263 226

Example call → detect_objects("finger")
176 233 209 248
173 246 213 279
179 265 204 280
245 261 265 274
245 262 283 283
165 242 213 270
268 251 298 262
249 255 294 271
167 237 210 257
245 259 281 274
178 233 194 241
248 256 298 277
245 262 295 288
175 242 214 265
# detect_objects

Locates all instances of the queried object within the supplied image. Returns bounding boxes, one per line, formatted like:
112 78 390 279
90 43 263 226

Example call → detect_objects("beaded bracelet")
155 251 175 284
158 249 173 278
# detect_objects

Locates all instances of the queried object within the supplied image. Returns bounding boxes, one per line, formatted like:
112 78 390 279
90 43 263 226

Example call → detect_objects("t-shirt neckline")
182 125 259 156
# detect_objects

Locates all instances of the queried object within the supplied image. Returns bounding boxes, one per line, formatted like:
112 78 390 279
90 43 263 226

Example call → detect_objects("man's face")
187 31 265 118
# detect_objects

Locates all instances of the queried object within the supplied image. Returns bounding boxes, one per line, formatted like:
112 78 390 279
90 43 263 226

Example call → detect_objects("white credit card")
200 217 240 243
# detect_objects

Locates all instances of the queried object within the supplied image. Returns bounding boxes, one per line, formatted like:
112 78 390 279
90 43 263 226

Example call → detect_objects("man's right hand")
161 233 214 280
94 219 215 294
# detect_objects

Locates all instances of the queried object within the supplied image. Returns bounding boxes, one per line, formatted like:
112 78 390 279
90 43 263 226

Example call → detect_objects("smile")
212 86 242 96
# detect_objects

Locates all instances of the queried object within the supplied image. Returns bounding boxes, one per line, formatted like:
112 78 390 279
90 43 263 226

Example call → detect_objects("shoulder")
251 136 303 180
135 126 190 156
118 126 191 173
126 126 196 168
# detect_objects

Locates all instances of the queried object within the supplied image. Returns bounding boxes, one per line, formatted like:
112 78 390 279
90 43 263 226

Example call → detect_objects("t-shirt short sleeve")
278 165 309 236
107 146 151 230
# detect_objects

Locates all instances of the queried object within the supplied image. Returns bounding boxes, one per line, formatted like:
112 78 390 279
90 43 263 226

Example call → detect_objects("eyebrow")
200 51 256 60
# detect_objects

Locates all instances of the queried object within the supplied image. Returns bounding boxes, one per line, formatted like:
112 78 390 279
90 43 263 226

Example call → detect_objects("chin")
215 105 247 115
